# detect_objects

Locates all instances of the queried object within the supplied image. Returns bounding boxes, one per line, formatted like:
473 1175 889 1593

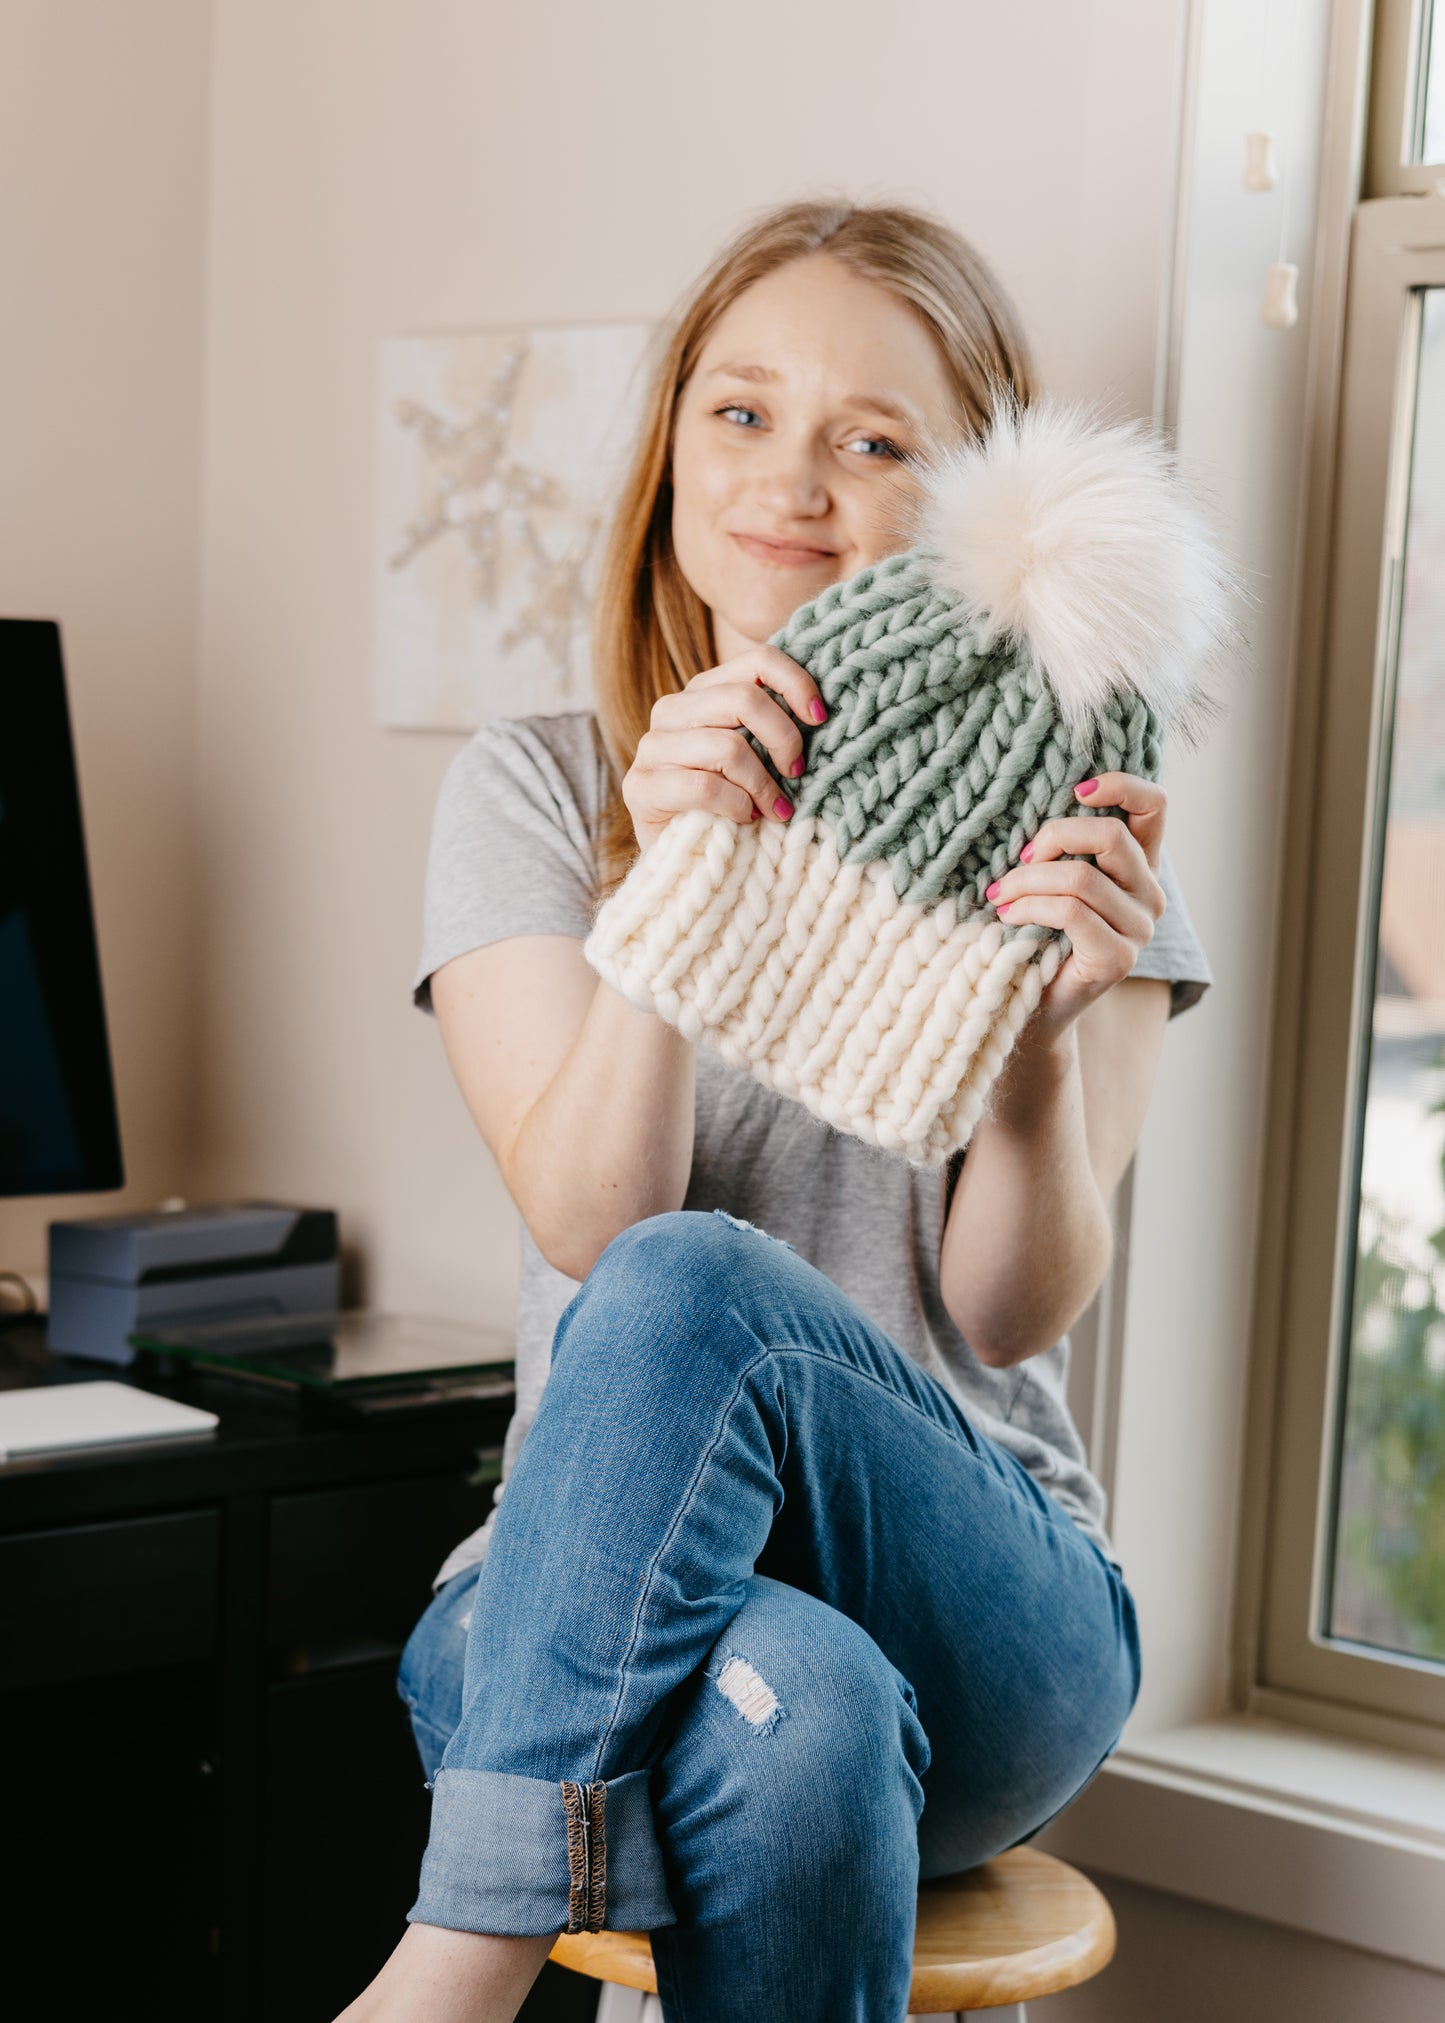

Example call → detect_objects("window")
1369 0 1445 193
1255 0 1445 1745
1325 286 1445 1669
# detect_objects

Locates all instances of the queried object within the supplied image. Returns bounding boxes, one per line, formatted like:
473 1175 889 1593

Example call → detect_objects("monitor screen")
0 619 124 1196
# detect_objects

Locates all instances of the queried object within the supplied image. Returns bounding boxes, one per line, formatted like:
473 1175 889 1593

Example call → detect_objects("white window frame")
1248 188 1445 1751
1368 0 1445 196
1231 0 1445 1753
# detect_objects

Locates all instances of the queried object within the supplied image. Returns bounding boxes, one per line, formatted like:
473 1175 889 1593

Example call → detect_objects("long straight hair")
589 197 1038 898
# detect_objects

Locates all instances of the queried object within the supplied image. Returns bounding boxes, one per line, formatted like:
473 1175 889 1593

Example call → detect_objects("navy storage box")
47 1203 340 1366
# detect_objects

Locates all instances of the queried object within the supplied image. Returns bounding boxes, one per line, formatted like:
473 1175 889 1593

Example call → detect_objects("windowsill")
1032 1714 1445 1973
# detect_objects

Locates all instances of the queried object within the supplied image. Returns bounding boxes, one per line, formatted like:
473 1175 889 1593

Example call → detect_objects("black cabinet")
0 1327 598 2023
7 1659 224 2015
266 1471 491 1660
259 1658 436 2020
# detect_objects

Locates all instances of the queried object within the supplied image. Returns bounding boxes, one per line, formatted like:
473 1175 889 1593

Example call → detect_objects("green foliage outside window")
1339 1048 1445 1660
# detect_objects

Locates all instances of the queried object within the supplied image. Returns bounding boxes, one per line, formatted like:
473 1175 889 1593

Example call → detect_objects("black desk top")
0 1320 514 1530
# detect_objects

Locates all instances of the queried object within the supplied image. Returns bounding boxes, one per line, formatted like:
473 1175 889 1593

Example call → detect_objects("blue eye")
714 406 903 461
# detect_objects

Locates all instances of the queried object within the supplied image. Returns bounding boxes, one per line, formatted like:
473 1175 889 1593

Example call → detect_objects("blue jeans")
397 1209 1140 2021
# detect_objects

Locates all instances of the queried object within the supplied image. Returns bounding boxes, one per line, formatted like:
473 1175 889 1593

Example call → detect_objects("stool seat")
551 1844 1115 2013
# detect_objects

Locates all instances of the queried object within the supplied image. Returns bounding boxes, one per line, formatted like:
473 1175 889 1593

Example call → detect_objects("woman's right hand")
622 646 829 859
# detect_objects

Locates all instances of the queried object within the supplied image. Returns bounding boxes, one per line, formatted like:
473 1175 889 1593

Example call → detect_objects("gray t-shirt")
413 709 1213 1590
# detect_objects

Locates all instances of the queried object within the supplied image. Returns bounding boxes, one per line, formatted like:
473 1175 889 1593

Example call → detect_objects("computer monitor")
0 619 124 1196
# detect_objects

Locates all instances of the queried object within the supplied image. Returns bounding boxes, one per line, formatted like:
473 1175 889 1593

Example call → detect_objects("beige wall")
1046 1868 1445 2023
191 0 1184 1318
0 0 211 1279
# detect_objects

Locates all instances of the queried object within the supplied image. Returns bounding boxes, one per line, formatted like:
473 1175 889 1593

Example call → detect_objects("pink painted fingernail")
985 880 1002 901
1075 778 1098 798
790 756 804 777
1020 841 1034 863
809 700 827 722
997 901 1013 916
774 796 793 820
750 806 761 820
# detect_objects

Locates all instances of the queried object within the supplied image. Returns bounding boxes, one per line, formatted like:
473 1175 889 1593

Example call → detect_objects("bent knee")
654 1584 929 1920
553 1210 793 1381
592 1208 792 1292
683 1580 931 1794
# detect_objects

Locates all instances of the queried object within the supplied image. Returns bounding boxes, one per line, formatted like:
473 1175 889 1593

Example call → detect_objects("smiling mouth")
730 531 838 568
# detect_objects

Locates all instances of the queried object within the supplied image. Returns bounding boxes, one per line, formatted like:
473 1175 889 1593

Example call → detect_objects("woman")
342 198 1212 2022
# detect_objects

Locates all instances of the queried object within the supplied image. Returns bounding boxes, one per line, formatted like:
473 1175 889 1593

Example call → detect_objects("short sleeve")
1130 838 1213 1017
412 715 604 1014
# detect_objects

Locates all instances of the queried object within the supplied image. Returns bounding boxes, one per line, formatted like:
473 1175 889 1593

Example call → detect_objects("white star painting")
374 320 654 730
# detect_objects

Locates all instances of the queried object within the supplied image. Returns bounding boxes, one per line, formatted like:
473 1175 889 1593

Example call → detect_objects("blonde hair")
589 195 1039 898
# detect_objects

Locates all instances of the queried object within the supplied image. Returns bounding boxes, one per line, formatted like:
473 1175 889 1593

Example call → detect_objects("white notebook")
0 1381 219 1460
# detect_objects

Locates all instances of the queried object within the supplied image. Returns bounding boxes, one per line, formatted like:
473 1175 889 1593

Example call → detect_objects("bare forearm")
511 976 697 1280
940 1028 1112 1367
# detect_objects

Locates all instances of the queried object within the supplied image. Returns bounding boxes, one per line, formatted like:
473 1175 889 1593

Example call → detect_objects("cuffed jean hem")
407 1765 677 1937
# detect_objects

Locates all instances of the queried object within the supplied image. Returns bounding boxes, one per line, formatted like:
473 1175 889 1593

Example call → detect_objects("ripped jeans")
397 1208 1140 2021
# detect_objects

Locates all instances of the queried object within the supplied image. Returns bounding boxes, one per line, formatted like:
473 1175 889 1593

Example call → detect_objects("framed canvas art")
375 320 654 730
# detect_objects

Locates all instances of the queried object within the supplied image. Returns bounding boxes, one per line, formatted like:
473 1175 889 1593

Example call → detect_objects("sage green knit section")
758 547 1162 913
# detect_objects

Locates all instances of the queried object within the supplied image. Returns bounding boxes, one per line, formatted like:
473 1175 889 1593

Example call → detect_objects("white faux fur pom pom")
913 386 1244 746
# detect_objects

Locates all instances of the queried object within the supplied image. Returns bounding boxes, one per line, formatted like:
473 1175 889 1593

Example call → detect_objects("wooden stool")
551 1844 1115 2020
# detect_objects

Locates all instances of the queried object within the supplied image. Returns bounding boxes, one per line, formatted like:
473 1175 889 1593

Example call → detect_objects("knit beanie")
583 391 1240 1169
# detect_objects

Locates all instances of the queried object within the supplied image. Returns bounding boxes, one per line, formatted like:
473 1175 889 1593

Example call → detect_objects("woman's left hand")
985 770 1167 1051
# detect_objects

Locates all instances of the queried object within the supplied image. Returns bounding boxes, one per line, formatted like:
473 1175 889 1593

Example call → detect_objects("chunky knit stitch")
752 549 1160 913
584 392 1240 1167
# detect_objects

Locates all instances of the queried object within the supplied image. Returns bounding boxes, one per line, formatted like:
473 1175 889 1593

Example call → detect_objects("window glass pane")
1420 0 1445 162
1327 287 1445 1665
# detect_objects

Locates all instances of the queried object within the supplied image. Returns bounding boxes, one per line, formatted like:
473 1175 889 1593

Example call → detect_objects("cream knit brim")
583 809 1063 1169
